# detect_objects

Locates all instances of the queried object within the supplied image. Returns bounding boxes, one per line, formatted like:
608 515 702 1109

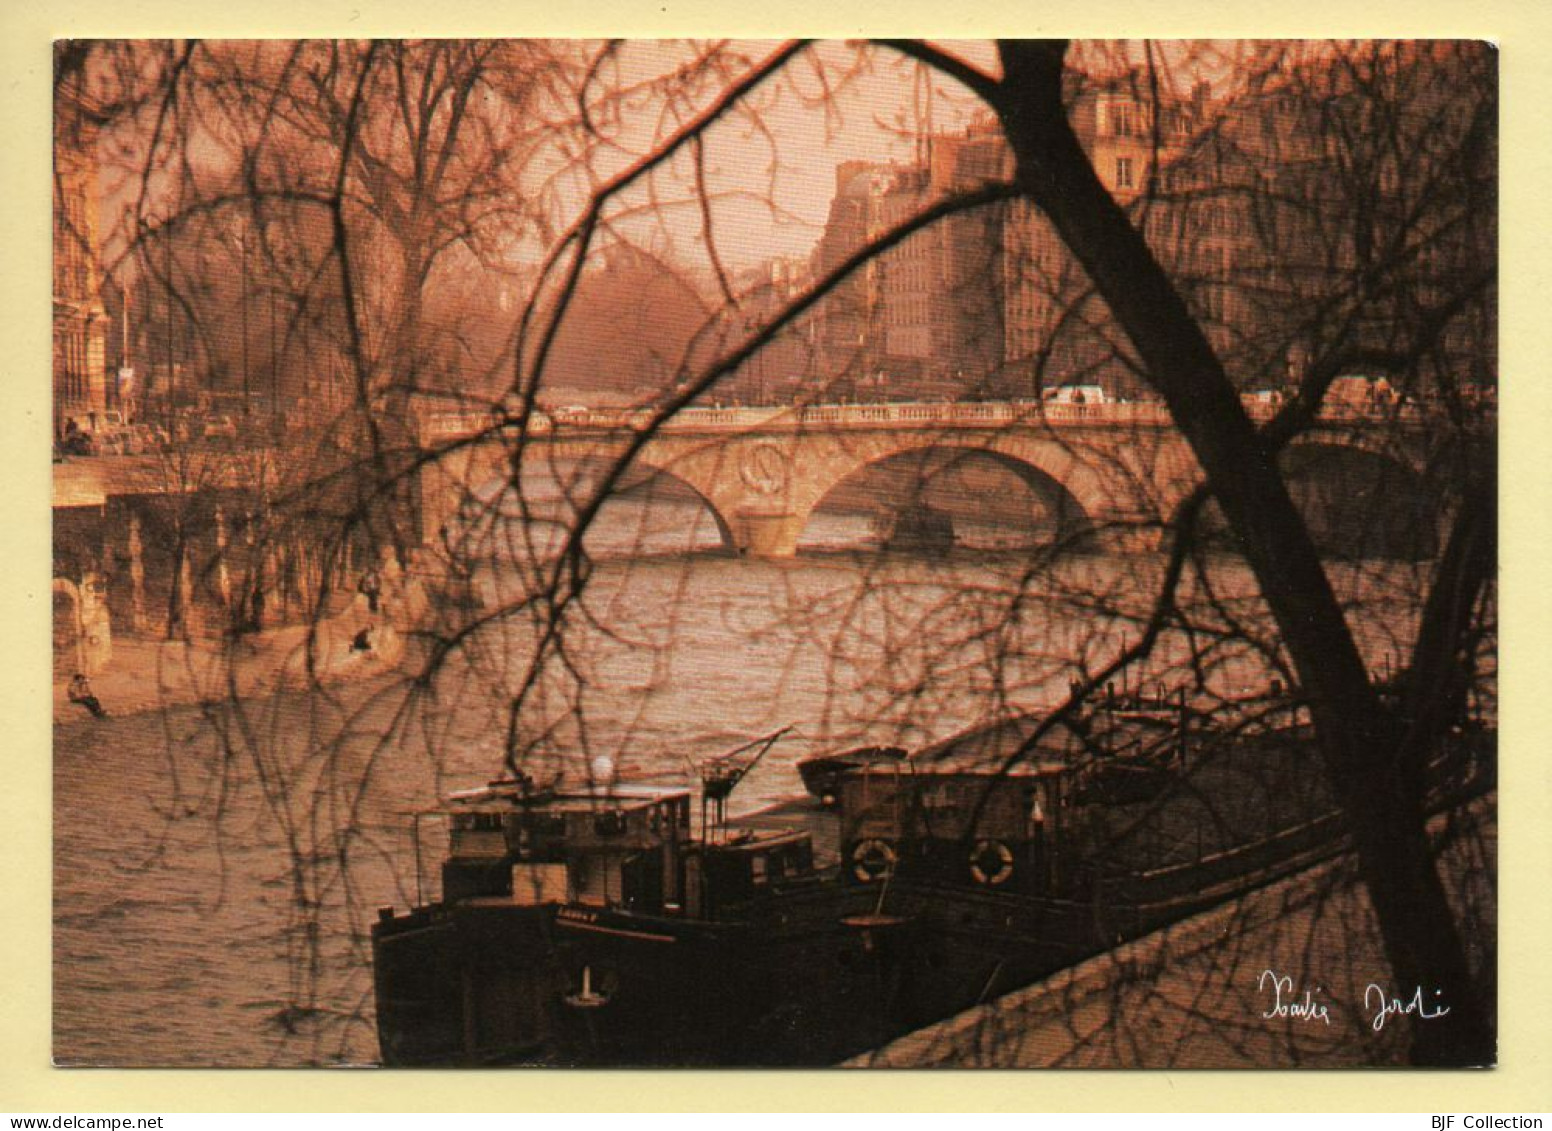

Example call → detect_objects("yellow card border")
4 3 1547 1113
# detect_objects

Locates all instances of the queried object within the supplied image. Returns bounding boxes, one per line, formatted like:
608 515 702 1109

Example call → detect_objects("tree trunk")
992 40 1491 1064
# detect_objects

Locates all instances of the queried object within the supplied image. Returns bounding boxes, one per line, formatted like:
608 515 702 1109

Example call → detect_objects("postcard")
48 38 1497 1075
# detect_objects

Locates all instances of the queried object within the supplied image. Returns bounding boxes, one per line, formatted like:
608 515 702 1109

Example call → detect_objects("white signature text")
1257 969 1332 1025
1364 983 1451 1031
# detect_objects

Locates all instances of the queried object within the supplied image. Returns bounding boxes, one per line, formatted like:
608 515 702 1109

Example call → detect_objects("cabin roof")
908 713 1082 776
907 693 1204 775
437 781 692 815
697 827 812 854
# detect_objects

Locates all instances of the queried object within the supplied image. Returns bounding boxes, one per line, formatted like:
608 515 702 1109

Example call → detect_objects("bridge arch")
1278 440 1441 560
586 462 738 555
443 451 738 558
799 444 1094 549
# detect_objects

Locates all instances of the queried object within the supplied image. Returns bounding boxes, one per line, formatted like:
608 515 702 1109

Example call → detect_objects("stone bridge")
46 398 1468 674
414 399 1451 558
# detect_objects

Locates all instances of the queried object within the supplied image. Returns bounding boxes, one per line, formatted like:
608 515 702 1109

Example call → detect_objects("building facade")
54 80 111 437
803 47 1490 407
807 74 1203 402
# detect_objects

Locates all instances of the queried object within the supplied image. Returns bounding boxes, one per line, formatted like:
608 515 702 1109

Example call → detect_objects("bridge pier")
731 510 806 558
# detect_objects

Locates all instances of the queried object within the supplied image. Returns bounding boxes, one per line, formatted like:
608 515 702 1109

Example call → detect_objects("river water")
53 493 1445 1066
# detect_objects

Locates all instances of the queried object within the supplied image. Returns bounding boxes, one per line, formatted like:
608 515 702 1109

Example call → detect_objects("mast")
695 724 795 837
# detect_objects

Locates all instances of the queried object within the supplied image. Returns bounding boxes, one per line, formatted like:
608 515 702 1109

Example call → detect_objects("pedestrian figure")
359 567 381 614
67 673 107 719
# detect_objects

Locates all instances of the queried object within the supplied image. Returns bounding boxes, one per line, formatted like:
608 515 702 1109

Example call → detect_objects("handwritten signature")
1257 970 1451 1032
1364 983 1451 1031
1258 969 1332 1025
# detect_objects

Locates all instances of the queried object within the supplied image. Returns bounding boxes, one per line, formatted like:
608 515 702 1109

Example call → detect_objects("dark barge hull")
374 718 1493 1066
372 813 1353 1067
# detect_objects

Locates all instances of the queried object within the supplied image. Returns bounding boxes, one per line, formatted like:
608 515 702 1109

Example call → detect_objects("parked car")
1042 384 1109 406
127 423 170 453
95 427 131 455
202 414 239 443
60 429 97 457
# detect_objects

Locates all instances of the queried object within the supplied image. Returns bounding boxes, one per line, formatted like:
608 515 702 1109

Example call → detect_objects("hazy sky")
574 41 998 274
82 39 1244 286
546 39 1228 275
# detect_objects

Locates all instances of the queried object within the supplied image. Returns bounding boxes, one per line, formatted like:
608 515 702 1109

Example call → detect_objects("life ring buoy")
969 839 1015 886
851 838 897 883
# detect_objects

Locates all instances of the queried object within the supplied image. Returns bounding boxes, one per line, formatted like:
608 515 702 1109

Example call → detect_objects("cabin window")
571 854 620 907
510 814 566 862
510 863 567 905
751 855 768 886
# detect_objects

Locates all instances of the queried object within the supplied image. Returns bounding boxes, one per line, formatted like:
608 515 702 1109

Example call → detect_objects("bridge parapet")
420 410 554 443
419 396 1453 445
416 400 1178 444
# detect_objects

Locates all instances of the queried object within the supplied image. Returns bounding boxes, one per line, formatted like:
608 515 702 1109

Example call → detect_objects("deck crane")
692 724 796 837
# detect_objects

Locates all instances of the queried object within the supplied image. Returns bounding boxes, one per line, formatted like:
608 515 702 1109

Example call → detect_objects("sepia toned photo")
51 39 1496 1069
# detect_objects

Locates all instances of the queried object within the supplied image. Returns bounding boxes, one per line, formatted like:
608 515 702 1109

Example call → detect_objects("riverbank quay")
850 795 1495 1068
51 595 406 722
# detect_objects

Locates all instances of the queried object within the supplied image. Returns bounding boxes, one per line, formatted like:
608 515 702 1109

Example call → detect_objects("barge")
369 686 1461 1066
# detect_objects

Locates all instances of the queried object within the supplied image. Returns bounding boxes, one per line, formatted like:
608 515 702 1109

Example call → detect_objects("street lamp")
226 227 250 416
269 282 278 435
240 234 249 416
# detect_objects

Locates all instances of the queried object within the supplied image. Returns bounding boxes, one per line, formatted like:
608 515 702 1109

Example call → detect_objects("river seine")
53 496 1439 1066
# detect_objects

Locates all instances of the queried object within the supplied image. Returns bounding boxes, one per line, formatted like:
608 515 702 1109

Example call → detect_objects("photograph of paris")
51 39 1495 1068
